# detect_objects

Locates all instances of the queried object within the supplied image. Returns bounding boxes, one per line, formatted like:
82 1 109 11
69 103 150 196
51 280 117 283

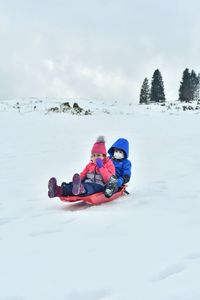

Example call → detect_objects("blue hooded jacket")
108 138 132 187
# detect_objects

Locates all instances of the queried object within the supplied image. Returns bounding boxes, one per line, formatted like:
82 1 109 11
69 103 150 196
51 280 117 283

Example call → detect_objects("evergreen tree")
195 73 200 101
139 78 150 104
150 69 166 103
179 68 193 102
190 70 199 101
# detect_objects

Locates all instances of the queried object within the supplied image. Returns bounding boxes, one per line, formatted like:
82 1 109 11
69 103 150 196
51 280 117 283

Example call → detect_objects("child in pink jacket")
48 136 115 197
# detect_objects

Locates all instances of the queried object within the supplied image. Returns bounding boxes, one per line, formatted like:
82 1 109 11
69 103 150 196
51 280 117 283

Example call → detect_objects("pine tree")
190 70 198 100
150 69 166 103
179 68 192 102
190 70 199 101
195 73 200 102
139 78 150 104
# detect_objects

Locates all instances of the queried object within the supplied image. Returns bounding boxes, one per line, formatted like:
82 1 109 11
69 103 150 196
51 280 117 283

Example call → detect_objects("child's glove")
117 177 124 187
95 158 103 168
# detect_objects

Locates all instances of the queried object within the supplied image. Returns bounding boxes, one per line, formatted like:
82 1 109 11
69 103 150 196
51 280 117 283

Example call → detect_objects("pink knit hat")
91 136 106 155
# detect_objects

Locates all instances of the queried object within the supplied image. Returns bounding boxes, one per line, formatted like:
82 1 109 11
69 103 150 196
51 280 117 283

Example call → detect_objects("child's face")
113 149 124 159
91 153 104 162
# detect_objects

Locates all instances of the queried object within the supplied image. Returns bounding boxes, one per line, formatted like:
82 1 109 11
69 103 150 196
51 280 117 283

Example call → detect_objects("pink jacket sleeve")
80 163 90 180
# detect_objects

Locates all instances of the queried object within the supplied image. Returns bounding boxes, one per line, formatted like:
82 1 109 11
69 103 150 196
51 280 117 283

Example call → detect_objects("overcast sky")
0 0 200 103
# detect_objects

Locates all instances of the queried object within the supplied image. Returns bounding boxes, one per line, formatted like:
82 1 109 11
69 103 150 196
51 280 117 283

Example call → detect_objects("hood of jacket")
108 138 129 158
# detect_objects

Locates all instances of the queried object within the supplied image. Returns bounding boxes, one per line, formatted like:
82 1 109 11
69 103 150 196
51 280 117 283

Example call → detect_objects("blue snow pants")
61 182 104 196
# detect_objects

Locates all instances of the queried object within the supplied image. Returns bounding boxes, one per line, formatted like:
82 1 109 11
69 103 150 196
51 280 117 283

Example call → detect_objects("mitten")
117 177 124 187
95 158 103 168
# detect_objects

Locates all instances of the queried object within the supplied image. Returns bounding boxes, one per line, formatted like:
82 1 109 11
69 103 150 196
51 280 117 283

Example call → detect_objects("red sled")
59 185 128 205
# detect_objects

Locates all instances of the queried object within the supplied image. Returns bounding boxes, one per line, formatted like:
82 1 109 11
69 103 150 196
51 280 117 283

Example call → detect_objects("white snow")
0 99 200 300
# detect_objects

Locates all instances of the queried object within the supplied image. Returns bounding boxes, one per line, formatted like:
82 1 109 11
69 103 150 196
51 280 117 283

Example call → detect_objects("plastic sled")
59 185 128 205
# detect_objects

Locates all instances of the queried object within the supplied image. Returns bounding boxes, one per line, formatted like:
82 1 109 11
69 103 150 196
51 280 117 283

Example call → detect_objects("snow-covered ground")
0 99 200 300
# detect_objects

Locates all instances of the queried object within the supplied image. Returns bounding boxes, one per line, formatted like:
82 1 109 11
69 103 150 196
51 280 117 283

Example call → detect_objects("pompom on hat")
91 136 106 155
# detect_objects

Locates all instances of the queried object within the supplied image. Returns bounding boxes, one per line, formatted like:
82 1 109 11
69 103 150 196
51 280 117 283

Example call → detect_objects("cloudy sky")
0 0 200 103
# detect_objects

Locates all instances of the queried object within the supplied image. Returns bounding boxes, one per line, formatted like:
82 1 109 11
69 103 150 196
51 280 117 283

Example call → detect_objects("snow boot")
104 176 118 198
72 173 85 195
48 177 63 198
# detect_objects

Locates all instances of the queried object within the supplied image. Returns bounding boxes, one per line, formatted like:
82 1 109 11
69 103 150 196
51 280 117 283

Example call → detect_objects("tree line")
139 68 200 104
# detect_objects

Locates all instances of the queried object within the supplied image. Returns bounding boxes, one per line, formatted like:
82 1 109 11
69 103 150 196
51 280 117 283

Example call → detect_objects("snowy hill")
0 98 200 300
1 97 200 116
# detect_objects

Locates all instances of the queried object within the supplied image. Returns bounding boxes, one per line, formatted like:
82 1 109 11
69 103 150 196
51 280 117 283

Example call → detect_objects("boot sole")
72 173 81 195
48 177 57 198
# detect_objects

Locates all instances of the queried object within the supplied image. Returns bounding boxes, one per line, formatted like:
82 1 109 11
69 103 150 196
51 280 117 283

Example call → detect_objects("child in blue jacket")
104 138 132 197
